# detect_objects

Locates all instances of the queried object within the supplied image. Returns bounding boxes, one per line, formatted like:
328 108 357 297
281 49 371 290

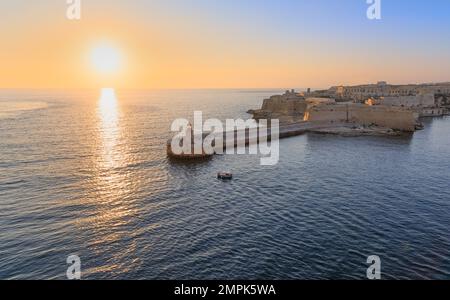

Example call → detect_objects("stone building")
330 81 450 102
365 93 435 108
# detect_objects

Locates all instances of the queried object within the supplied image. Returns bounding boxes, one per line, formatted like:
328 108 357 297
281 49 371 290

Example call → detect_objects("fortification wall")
380 94 435 108
261 95 307 114
350 105 418 131
329 82 450 102
305 104 418 131
304 105 348 123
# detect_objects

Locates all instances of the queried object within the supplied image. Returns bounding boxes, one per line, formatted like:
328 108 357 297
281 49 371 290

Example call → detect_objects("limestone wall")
303 105 348 123
305 104 418 131
330 82 450 102
375 94 435 108
420 108 447 117
305 98 336 107
250 91 308 123
350 105 418 131
261 95 307 114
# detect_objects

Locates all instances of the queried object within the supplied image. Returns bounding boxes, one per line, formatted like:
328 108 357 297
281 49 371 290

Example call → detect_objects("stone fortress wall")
327 81 450 102
366 93 435 107
260 90 307 115
307 81 450 117
249 81 450 133
250 90 307 124
304 103 419 132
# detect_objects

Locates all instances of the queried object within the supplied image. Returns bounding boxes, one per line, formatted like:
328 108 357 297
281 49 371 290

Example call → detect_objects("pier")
166 121 342 159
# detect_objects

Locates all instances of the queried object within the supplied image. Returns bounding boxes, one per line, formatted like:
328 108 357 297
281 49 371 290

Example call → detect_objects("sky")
1 0 450 89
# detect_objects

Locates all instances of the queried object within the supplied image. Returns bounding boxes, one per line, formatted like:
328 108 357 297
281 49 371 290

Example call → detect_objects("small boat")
217 172 233 180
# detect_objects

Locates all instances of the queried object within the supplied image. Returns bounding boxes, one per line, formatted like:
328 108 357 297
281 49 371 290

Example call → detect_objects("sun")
90 43 122 74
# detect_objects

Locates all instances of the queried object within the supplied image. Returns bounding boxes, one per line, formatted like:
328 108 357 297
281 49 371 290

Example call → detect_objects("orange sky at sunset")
2 1 450 89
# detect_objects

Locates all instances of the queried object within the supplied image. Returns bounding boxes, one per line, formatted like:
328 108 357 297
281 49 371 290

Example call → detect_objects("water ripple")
1 90 449 279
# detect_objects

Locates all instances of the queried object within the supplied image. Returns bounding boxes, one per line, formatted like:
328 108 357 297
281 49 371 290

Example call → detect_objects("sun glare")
90 43 122 74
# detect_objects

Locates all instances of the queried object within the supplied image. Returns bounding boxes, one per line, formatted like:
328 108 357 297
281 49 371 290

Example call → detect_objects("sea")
0 89 449 279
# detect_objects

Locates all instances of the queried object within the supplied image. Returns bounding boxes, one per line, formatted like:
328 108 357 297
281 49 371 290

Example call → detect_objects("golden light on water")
73 88 167 275
98 88 120 169
99 88 119 124
79 88 140 271
99 88 118 113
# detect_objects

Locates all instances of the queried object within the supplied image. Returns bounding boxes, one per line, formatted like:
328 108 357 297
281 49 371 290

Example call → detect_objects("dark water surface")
0 89 449 279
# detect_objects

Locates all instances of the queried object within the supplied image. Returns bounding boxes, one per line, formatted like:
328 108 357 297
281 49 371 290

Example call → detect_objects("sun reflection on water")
74 89 172 276
98 88 120 169
75 88 143 276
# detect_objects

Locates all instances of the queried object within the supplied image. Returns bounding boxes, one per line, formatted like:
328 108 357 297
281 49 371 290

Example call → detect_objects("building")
329 81 450 102
365 93 435 108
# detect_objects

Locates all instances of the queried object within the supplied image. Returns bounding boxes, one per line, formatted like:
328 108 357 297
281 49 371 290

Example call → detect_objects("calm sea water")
0 89 449 280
